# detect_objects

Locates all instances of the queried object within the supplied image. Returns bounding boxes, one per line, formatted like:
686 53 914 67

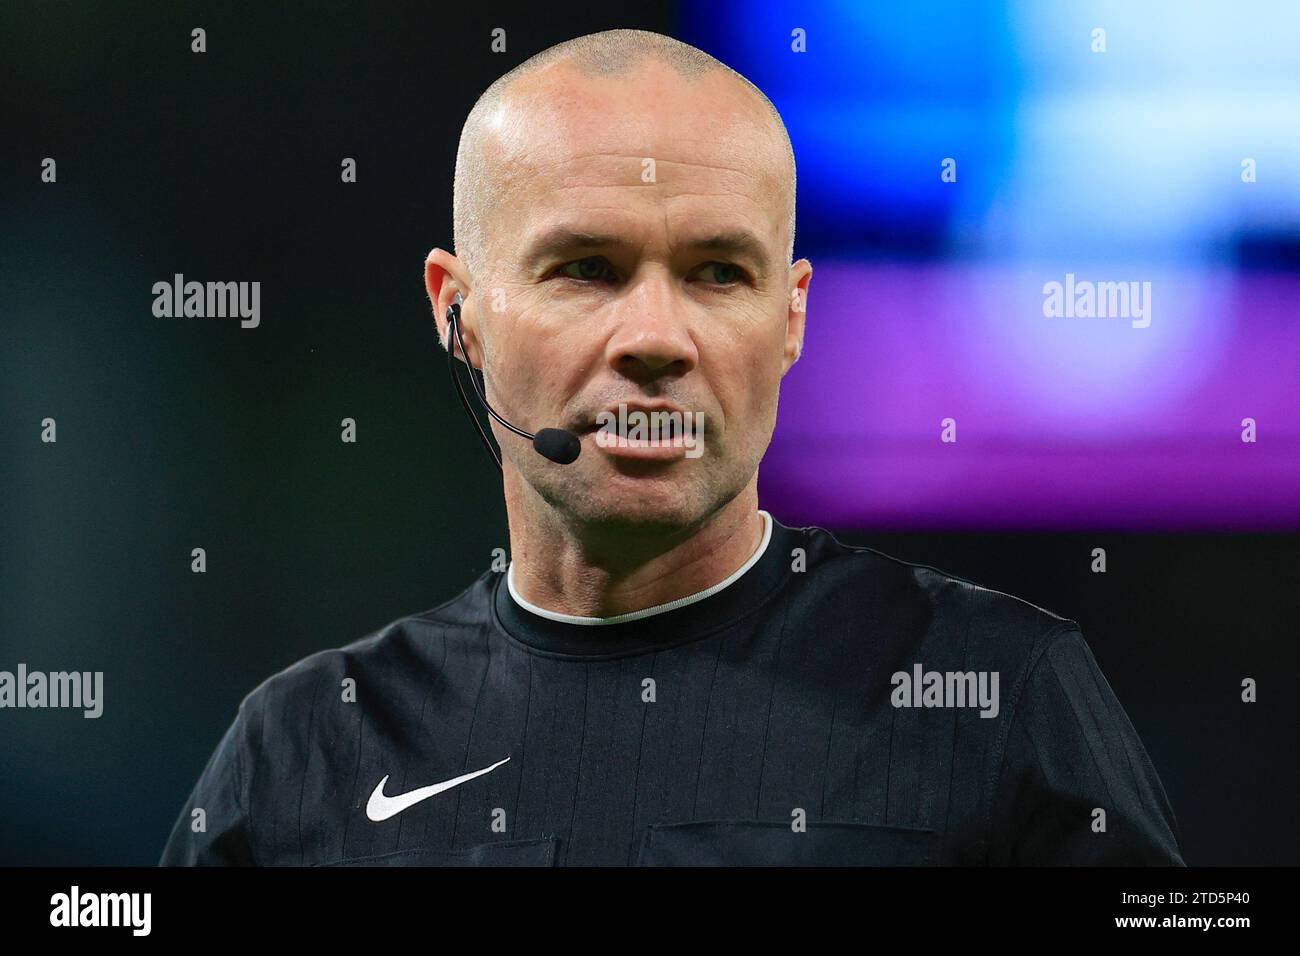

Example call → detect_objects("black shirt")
159 512 1184 866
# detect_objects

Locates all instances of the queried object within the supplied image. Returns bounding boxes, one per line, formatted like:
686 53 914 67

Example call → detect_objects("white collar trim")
506 510 774 626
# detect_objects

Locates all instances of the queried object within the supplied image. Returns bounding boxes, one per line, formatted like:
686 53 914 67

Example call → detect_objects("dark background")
1 2 1296 866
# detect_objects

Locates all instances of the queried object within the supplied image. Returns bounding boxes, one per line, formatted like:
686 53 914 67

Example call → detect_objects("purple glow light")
760 262 1300 530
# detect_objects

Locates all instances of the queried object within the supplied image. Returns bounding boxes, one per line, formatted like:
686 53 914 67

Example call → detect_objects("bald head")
452 29 797 282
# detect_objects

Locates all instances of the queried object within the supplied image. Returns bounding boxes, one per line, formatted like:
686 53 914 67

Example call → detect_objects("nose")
604 275 699 385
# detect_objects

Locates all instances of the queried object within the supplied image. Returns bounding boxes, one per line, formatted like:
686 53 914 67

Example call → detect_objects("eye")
558 256 616 282
695 262 749 286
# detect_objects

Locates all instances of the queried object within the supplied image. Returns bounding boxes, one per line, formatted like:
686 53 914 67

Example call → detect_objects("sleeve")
158 705 257 866
987 627 1185 865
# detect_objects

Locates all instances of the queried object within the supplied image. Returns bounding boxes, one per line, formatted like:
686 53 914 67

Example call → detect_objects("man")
161 29 1183 866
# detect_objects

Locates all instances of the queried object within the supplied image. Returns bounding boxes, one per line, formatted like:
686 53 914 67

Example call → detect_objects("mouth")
577 402 703 461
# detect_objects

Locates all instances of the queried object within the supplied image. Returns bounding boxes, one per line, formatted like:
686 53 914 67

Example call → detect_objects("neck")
503 473 765 619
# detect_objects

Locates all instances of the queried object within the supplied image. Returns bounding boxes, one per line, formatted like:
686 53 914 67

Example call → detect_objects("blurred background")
1 1 1296 865
696 0 1300 530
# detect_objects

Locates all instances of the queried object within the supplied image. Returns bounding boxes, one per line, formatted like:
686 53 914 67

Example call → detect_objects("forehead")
484 62 788 249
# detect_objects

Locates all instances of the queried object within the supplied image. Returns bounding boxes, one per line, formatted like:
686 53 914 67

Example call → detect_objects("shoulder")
233 571 497 725
781 518 1083 671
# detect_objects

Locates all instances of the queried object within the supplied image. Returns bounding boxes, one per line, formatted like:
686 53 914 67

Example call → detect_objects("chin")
587 492 703 534
549 470 717 536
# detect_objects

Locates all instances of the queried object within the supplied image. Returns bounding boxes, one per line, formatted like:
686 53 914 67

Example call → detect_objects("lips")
581 402 693 436
578 401 704 461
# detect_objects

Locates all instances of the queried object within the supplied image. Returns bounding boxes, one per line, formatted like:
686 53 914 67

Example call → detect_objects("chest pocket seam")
635 819 937 866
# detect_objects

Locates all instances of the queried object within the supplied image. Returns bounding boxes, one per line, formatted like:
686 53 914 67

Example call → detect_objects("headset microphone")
445 300 582 470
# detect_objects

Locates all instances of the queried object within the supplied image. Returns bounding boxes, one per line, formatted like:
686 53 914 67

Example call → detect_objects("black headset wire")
446 304 503 471
449 305 534 442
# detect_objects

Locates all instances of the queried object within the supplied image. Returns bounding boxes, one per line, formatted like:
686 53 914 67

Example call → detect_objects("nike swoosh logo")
366 757 511 822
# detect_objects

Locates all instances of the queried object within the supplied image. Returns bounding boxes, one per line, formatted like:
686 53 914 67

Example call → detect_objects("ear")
424 248 481 367
781 259 812 375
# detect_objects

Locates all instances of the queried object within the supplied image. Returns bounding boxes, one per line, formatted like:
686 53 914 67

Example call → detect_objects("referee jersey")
160 511 1184 866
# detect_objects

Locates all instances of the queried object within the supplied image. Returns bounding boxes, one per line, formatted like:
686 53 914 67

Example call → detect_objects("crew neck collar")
492 510 794 659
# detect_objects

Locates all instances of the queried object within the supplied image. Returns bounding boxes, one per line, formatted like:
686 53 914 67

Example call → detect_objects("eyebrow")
521 227 771 280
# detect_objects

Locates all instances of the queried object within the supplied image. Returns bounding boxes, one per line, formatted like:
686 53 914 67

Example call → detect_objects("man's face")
466 61 809 533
